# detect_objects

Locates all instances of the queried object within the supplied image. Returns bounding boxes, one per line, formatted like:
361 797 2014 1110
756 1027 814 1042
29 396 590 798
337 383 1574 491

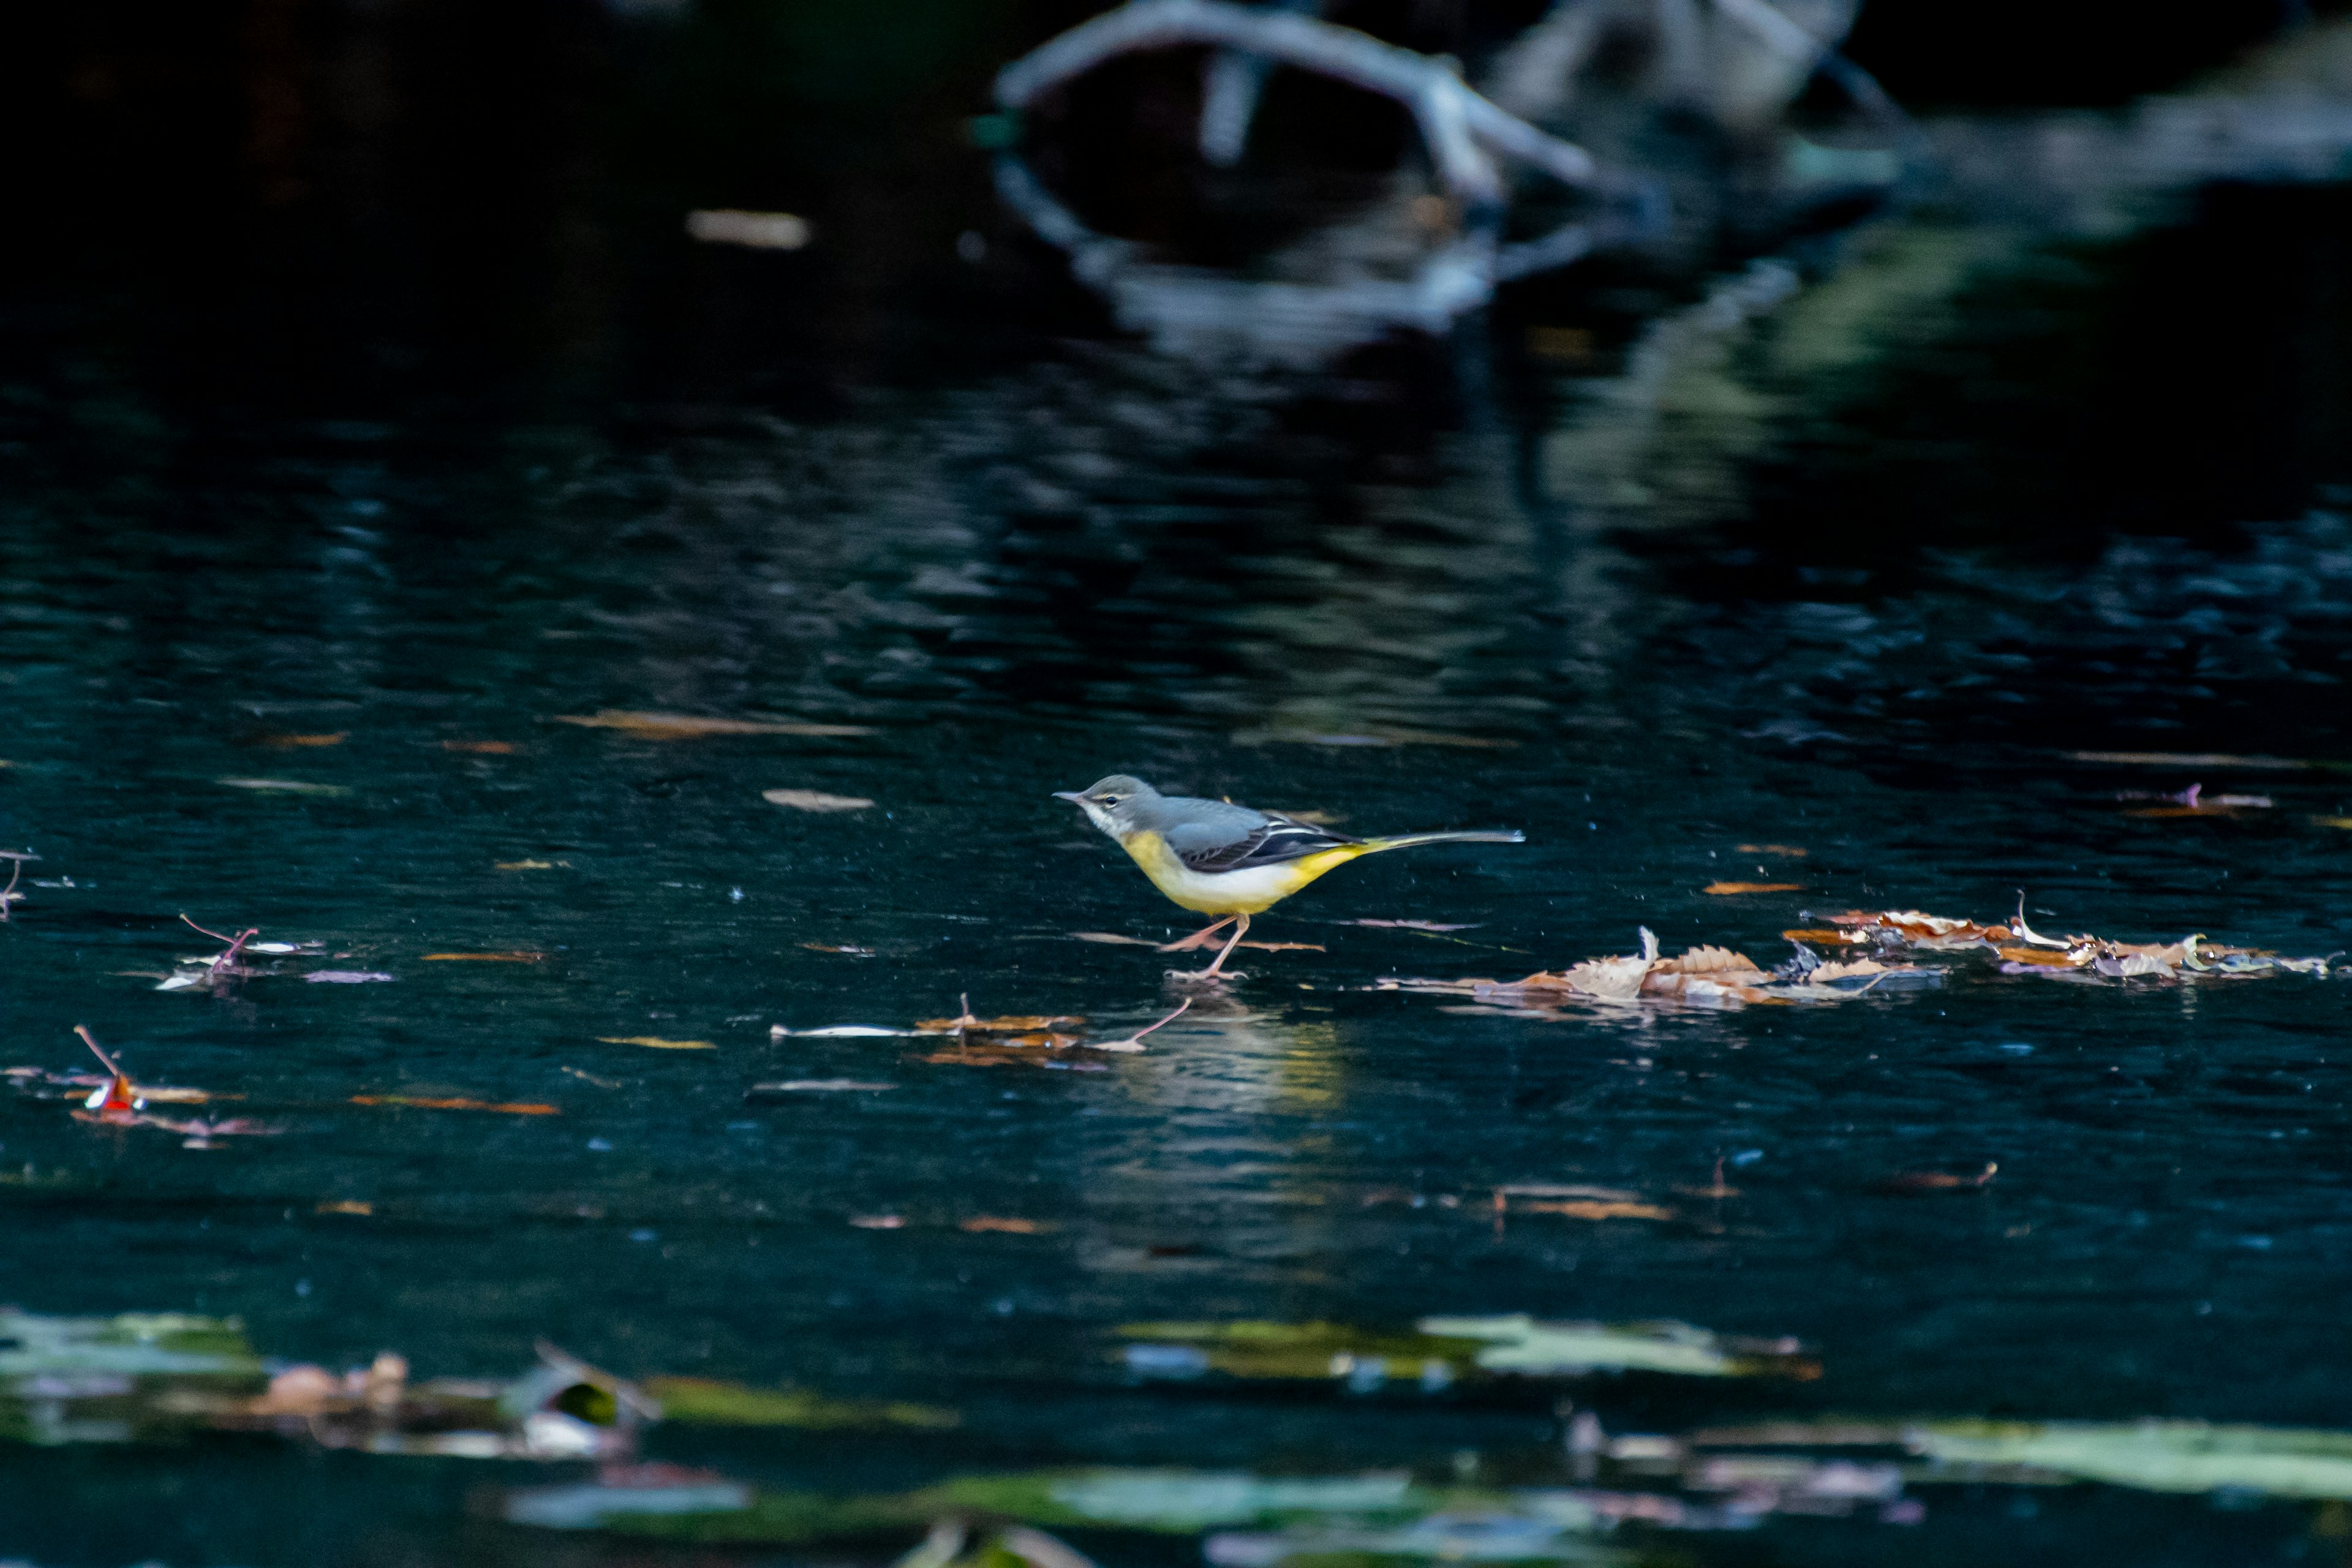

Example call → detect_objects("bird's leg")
1158 915 1238 953
1166 913 1251 982
1200 913 1250 978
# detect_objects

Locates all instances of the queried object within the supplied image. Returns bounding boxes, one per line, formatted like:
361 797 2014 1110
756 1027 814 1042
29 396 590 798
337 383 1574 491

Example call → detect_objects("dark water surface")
4 189 2352 1566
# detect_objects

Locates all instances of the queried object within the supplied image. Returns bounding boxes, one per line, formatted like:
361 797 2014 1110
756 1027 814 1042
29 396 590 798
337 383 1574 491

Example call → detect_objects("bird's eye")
1101 794 1124 805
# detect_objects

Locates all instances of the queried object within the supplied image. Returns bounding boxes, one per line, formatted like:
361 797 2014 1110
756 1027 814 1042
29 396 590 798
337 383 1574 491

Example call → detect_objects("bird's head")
1053 775 1159 839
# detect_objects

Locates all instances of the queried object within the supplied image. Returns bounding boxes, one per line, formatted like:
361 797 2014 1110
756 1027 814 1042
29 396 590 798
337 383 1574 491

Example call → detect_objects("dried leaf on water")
1702 881 1804 895
1821 910 2016 948
960 1216 1054 1234
445 741 516 754
255 732 347 747
763 789 875 812
1381 925 1927 1013
317 1200 373 1215
1872 1162 1997 1194
915 1007 1085 1034
599 1036 715 1050
350 1095 559 1115
1738 844 1807 856
556 710 871 739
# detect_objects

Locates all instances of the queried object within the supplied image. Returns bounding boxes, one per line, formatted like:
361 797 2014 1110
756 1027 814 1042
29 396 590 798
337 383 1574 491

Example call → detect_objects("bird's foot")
1163 966 1245 986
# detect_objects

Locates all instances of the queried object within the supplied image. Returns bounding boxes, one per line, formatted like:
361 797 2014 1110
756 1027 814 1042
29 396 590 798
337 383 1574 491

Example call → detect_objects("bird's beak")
1052 791 1086 804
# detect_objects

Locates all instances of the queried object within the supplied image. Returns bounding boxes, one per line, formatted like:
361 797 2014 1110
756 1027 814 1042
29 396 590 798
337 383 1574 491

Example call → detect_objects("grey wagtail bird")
1054 775 1525 978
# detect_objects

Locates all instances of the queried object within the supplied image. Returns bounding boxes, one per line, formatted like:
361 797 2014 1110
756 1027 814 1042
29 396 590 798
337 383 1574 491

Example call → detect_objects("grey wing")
1166 810 1361 874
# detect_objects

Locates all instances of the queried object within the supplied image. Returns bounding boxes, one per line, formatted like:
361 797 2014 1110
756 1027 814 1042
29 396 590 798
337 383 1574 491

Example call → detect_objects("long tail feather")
1360 829 1526 854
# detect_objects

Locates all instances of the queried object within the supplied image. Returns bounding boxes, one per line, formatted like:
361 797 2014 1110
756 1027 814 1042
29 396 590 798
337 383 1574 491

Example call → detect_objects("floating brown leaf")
444 741 516 754
1651 945 1762 976
959 1216 1053 1234
1808 958 1891 983
598 1036 715 1050
1703 881 1803 895
350 1095 558 1115
1824 910 2015 948
1514 1199 1677 1221
556 710 870 739
317 1200 373 1215
1994 946 2086 968
914 1013 1085 1035
1873 1162 1997 1194
257 733 346 748
1738 843 1807 856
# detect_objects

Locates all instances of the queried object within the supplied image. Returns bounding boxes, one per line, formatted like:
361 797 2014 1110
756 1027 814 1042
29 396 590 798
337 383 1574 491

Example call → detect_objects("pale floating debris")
1910 1420 2352 1498
423 951 548 962
770 1024 921 1038
554 710 869 739
848 1214 904 1229
1071 931 1159 946
1420 1314 1803 1379
496 859 566 870
747 1080 897 1093
1117 1316 1813 1388
507 1477 756 1529
305 971 395 984
685 209 812 249
599 1036 715 1050
217 777 350 795
1234 726 1514 749
2068 750 2338 770
763 788 875 812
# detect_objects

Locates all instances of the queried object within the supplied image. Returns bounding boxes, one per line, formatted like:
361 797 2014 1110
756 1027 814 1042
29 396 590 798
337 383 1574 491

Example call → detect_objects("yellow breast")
1117 831 1366 914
